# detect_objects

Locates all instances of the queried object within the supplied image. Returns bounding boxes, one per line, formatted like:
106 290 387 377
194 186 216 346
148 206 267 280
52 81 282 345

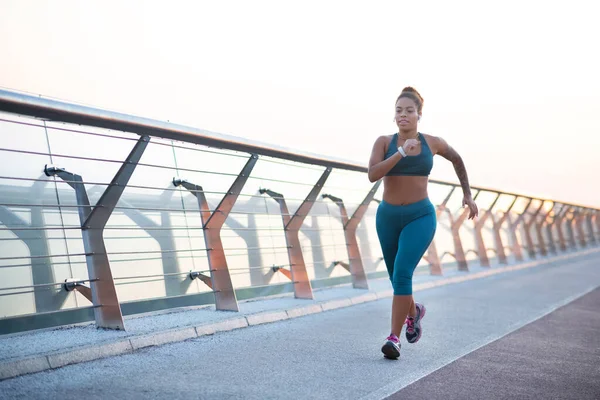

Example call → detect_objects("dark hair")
396 86 424 113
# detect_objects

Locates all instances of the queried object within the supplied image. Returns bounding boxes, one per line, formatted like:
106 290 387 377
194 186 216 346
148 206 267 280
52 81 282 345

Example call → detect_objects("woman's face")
394 97 420 130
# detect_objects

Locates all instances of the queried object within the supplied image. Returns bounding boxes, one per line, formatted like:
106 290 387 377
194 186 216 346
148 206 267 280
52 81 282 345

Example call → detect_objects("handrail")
0 88 597 210
0 88 364 172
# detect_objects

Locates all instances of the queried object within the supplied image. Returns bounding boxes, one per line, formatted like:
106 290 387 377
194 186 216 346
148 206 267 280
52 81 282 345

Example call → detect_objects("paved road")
1 251 599 400
389 286 600 400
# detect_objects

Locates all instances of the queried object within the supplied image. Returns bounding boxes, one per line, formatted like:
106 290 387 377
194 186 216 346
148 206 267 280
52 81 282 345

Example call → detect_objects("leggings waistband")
379 197 433 212
377 198 435 225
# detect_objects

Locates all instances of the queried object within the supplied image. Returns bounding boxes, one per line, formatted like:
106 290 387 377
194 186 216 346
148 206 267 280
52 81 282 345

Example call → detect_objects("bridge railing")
0 88 598 334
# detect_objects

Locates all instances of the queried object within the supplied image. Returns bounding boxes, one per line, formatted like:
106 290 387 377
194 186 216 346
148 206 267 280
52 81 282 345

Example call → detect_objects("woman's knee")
391 278 412 296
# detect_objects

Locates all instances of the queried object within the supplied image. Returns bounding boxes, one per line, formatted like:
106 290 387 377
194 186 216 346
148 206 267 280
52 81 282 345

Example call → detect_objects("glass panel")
108 224 167 302
0 115 78 316
0 115 50 154
0 229 35 318
45 122 137 165
320 169 374 217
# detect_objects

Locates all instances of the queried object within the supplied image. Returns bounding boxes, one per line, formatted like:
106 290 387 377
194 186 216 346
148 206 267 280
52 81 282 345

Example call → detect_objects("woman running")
368 87 478 359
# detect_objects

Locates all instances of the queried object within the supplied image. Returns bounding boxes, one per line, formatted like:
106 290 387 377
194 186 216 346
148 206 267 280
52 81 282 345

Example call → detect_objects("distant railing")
0 88 598 334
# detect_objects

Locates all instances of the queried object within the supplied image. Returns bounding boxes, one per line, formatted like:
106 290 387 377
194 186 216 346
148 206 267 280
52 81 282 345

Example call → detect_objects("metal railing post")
173 154 258 311
492 196 517 265
553 205 569 252
422 188 457 275
260 167 331 299
544 204 558 254
595 210 600 241
437 186 470 271
535 201 553 256
565 207 577 249
422 241 442 275
523 201 545 258
474 192 500 267
585 209 597 244
508 197 532 261
43 135 150 330
451 209 469 270
322 181 381 289
574 208 587 248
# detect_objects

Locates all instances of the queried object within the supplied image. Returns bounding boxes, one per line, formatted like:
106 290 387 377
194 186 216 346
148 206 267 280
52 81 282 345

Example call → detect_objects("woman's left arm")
430 136 479 219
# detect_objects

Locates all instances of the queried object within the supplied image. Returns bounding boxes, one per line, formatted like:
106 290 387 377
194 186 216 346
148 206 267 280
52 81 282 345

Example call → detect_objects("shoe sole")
408 303 427 344
381 341 400 359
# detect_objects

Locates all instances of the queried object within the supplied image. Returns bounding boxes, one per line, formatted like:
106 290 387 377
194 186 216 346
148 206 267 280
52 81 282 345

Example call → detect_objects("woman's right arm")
367 136 403 182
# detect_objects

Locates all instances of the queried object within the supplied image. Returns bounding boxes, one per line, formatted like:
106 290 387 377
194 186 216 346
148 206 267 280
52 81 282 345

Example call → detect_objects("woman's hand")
463 195 479 219
401 138 420 156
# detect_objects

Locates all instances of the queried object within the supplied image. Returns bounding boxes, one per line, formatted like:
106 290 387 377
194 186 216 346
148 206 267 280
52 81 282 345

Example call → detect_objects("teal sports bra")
384 132 433 177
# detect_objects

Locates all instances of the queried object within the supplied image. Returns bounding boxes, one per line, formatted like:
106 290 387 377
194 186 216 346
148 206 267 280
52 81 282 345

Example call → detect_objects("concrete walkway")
388 286 600 400
0 247 599 399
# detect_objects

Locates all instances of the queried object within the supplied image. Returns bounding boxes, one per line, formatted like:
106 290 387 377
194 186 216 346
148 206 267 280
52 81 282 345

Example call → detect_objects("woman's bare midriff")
382 175 429 205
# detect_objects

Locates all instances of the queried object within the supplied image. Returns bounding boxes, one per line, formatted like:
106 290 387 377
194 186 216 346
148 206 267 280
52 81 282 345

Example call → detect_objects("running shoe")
405 302 426 344
381 335 401 359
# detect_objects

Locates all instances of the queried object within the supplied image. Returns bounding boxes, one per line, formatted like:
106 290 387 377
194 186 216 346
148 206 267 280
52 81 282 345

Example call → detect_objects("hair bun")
401 86 423 101
396 86 425 112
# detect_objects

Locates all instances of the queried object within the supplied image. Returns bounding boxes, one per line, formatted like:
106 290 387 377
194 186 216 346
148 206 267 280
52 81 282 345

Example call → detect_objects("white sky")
1 0 599 207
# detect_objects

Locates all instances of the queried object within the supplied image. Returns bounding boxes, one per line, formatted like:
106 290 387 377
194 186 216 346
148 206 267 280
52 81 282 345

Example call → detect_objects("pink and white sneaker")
381 334 401 359
405 303 426 344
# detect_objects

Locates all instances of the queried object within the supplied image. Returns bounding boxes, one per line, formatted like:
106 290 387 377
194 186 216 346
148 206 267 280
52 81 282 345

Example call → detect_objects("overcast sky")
1 0 598 207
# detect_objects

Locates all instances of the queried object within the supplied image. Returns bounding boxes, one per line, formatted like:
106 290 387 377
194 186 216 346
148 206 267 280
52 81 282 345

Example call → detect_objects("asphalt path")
389 286 600 400
1 251 599 400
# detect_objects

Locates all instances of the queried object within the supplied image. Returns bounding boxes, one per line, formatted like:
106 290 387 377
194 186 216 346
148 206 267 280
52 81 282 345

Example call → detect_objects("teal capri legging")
375 198 437 295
